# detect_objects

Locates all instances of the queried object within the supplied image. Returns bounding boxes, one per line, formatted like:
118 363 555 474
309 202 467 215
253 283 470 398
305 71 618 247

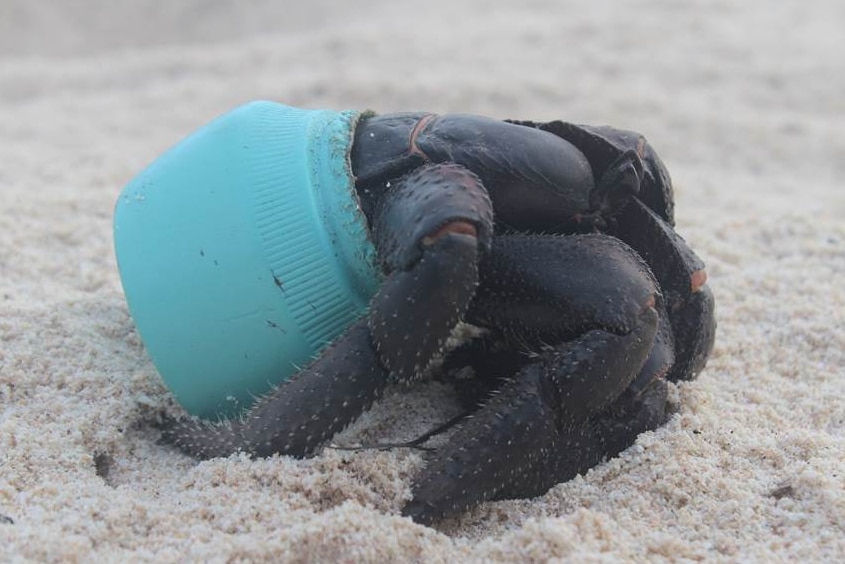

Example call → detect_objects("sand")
1 0 843 561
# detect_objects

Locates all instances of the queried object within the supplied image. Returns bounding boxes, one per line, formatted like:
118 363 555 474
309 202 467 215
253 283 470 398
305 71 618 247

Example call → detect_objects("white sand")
1 0 843 561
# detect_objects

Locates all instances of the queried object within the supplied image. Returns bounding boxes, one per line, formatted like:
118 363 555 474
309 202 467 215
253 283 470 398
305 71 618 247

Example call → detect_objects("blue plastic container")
114 102 382 419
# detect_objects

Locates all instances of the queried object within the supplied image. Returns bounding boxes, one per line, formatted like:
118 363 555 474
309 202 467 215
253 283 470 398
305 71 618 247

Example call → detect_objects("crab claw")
507 119 675 225
589 148 644 216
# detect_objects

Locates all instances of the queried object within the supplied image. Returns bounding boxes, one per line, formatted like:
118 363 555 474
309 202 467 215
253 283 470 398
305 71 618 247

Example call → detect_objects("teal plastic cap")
114 101 382 419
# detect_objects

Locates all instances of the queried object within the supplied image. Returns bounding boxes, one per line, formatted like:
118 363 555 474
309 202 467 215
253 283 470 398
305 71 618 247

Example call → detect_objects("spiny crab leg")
161 163 495 460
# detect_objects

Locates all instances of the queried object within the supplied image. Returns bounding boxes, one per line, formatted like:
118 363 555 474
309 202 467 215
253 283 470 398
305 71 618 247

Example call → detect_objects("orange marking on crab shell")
409 114 437 161
691 269 708 293
422 221 478 246
636 136 647 159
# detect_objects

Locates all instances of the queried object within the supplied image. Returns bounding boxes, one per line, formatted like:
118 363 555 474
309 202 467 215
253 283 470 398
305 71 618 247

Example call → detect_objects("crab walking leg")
663 286 715 381
161 163 494 460
466 234 660 342
464 233 675 401
367 162 494 384
505 116 717 379
161 232 481 459
479 117 714 380
611 197 716 381
162 231 479 460
160 320 390 459
368 234 480 384
491 375 670 501
444 306 674 410
401 233 665 523
403 307 659 524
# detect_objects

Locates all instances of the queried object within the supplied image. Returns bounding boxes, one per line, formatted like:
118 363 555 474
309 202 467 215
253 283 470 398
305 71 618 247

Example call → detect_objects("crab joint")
422 221 478 246
691 269 708 293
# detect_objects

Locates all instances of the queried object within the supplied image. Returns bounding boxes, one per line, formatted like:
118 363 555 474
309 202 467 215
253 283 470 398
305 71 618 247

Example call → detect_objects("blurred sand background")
1 0 843 561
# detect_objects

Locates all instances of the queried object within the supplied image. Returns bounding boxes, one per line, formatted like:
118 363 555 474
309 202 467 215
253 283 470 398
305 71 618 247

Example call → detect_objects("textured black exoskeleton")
161 112 716 525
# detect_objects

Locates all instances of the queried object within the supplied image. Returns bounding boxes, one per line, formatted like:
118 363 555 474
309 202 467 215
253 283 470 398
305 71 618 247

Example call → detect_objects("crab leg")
367 163 494 384
403 307 659 524
506 119 716 381
159 320 389 459
161 163 495 459
403 233 666 523
610 197 716 381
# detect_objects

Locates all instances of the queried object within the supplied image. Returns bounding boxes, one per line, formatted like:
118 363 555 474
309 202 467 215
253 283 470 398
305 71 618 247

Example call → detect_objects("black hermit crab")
144 106 715 525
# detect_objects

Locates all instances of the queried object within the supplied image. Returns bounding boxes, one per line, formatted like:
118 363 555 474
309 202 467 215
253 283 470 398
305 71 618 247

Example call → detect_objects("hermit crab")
124 105 715 525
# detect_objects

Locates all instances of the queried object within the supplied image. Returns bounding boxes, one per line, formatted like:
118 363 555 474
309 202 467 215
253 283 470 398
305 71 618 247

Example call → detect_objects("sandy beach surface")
1 0 843 561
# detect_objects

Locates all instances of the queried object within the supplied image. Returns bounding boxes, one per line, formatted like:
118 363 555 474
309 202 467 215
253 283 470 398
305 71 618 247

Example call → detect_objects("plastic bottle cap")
114 101 382 419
